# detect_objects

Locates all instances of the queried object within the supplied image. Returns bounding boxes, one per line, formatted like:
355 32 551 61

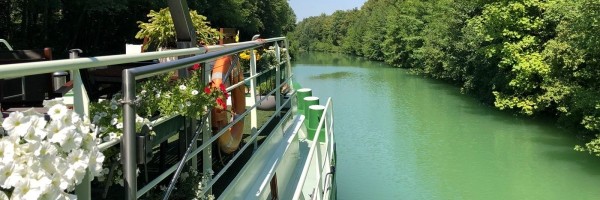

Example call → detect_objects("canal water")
291 52 600 199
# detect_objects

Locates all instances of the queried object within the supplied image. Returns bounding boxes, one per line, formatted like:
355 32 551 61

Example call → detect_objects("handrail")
0 37 284 79
292 98 335 200
121 37 291 199
0 39 13 50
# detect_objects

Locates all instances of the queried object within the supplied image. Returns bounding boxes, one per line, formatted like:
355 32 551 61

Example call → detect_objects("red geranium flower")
219 83 226 93
204 86 211 94
189 63 201 71
216 98 227 109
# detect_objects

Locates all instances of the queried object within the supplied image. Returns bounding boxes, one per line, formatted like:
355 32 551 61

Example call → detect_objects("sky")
289 0 367 22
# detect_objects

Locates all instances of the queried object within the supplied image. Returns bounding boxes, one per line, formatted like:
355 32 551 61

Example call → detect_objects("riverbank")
288 0 600 157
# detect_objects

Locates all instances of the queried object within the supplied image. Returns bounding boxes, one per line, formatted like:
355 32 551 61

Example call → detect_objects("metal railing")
292 98 335 200
122 37 293 199
0 37 294 200
0 39 13 50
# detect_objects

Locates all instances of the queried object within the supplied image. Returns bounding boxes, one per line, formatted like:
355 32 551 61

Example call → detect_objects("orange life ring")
211 55 246 154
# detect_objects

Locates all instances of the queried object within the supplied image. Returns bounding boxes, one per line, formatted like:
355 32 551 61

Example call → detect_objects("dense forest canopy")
288 0 600 156
0 0 296 57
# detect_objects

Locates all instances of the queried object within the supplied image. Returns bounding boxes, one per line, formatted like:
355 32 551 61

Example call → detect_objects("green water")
291 52 600 200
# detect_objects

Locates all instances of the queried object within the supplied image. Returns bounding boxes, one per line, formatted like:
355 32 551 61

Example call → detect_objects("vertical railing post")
283 39 293 88
122 70 138 200
250 48 258 150
202 61 213 195
274 42 281 117
71 49 92 200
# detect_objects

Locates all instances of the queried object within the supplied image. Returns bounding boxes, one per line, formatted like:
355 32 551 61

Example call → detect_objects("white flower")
63 133 83 153
141 90 147 95
179 84 187 90
111 104 118 110
0 163 14 188
50 127 82 152
63 110 80 125
38 188 60 200
191 90 199 95
33 176 52 196
116 122 123 129
186 101 192 107
88 148 104 177
100 112 108 117
135 115 144 124
80 133 95 151
0 140 15 164
48 104 69 121
0 190 8 200
29 115 48 132
45 120 63 140
23 126 41 143
2 112 31 136
155 93 161 98
92 115 102 123
109 132 118 140
111 118 118 125
50 172 68 191
12 179 43 200
180 172 189 181
42 99 63 108
23 108 44 118
0 100 103 198
35 141 56 157
2 164 23 189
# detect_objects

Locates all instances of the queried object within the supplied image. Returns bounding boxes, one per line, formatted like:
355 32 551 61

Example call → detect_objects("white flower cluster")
192 169 214 200
91 95 153 143
0 100 104 199
89 94 152 185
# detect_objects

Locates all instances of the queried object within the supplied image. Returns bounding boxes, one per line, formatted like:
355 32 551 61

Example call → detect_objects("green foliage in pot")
135 8 220 49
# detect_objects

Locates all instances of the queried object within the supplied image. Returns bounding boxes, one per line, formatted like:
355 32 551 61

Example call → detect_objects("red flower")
216 98 227 109
219 83 226 93
204 86 211 94
189 63 201 71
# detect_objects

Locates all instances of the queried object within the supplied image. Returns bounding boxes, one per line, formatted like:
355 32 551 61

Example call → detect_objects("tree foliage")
288 0 600 156
1 0 296 56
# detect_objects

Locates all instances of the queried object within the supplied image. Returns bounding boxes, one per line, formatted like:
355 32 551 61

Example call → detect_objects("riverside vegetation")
288 0 600 156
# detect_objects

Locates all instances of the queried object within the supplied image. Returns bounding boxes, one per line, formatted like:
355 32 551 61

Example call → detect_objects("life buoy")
211 55 246 154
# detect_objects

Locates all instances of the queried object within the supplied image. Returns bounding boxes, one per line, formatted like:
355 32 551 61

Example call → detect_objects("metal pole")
72 49 91 200
122 70 138 200
249 49 258 150
167 0 197 46
202 61 213 195
283 39 293 89
274 42 281 118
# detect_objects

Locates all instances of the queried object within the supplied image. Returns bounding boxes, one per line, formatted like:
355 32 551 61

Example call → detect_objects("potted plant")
135 8 220 54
